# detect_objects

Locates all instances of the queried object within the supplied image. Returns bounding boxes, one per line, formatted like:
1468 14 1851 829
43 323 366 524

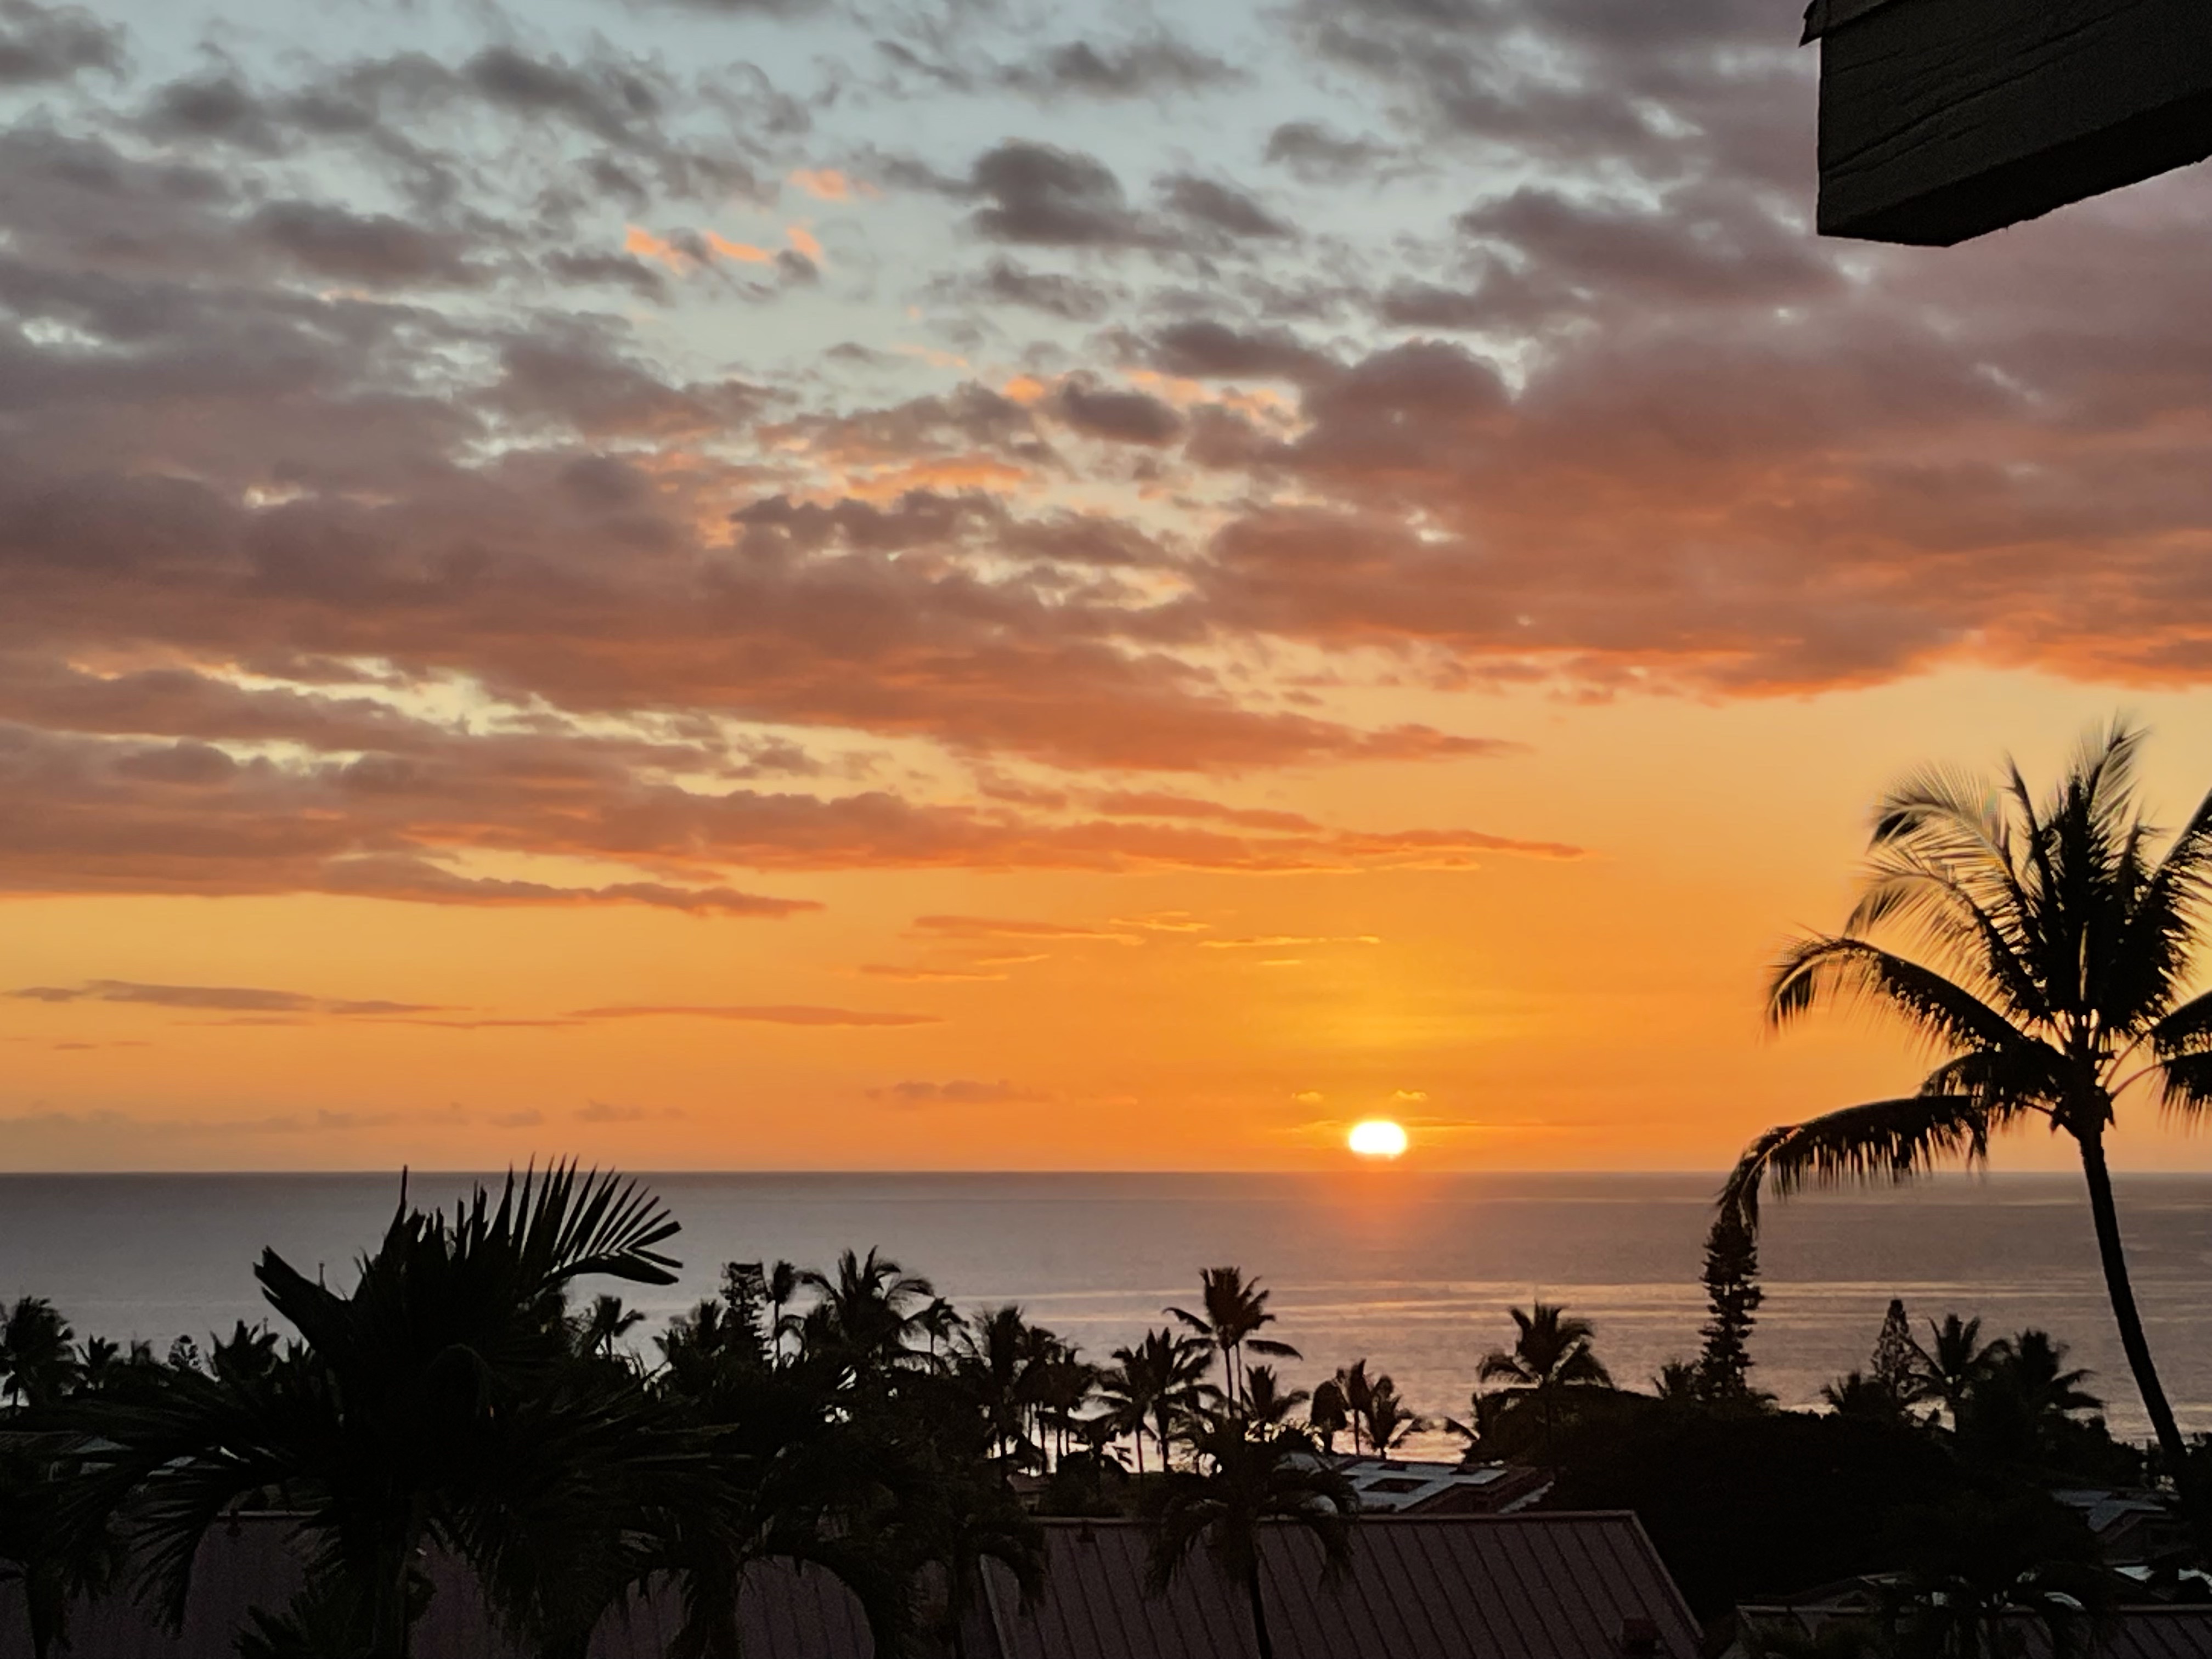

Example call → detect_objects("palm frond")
1722 1095 1993 1227
1766 939 2048 1075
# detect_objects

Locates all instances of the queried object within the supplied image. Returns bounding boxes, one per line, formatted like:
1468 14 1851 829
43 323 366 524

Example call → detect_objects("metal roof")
1 1510 1700 1659
973 1514 1703 1659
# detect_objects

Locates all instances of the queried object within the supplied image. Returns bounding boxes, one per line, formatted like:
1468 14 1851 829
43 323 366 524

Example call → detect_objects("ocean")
2 1171 2208 1452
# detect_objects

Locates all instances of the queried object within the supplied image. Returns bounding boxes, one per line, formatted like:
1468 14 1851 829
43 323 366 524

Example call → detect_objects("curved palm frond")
1766 939 2047 1070
1723 1095 1994 1226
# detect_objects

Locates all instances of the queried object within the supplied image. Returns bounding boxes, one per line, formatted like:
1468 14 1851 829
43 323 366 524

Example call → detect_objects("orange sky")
13 674 2212 1172
9 1 2212 1171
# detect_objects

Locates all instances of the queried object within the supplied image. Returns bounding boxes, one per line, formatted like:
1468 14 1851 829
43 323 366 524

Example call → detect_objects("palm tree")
1146 1416 1355 1659
1307 1375 1350 1452
76 1163 698 1659
1724 723 2212 1486
1906 1313 2006 1426
1475 1302 1612 1449
766 1259 801 1365
1325 1359 1374 1455
1359 1374 1427 1454
796 1247 938 1376
1240 1365 1310 1432
0 1299 80 1410
573 1292 647 1361
1166 1267 1301 1409
1099 1329 1211 1473
1959 1329 2104 1467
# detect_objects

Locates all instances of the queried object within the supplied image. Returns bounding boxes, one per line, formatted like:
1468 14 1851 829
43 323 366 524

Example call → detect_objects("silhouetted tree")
0 1298 79 1410
1145 1416 1354 1659
1099 1329 1210 1473
1872 1299 1918 1408
1725 722 2212 1489
1696 1205 1767 1404
1358 1374 1426 1455
1475 1302 1611 1451
1908 1313 2006 1427
74 1164 702 1659
1240 1365 1308 1432
1167 1268 1301 1410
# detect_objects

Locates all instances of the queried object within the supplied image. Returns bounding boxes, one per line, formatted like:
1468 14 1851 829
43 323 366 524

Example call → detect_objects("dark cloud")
1158 174 1293 240
9 979 450 1016
1262 121 1392 183
1141 319 1339 383
1001 35 1237 99
249 200 486 289
0 0 121 86
966 140 1155 249
1048 376 1184 447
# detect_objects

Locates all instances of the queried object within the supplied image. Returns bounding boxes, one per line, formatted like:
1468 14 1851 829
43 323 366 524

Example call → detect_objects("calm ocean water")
2 1172 2208 1452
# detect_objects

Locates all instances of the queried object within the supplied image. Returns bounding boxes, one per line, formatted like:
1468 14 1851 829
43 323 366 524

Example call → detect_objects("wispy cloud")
569 1004 941 1026
9 980 451 1016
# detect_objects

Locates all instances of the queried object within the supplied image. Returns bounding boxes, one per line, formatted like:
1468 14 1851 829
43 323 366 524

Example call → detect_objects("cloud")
0 0 121 86
9 980 450 1016
964 141 1158 249
1157 174 1293 241
570 1003 941 1025
909 915 1136 942
869 1078 1049 1105
857 963 1009 982
1000 36 1238 100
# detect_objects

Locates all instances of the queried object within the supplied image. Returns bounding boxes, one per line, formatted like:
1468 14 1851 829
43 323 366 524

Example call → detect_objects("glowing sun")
1347 1119 1409 1159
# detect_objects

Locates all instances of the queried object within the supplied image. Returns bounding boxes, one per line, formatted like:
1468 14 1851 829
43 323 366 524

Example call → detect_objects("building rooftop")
0 1510 1701 1659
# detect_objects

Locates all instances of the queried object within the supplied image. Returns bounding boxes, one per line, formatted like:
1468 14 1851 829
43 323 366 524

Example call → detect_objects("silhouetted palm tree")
1958 1329 2104 1468
1240 1365 1310 1432
1146 1416 1355 1659
574 1292 647 1361
1307 1375 1350 1452
1167 1268 1301 1409
77 1164 697 1659
1335 1360 1375 1454
1724 723 2212 1483
1099 1328 1211 1473
1475 1302 1611 1449
0 1298 80 1410
1906 1313 2006 1426
1359 1374 1427 1455
766 1259 800 1365
797 1247 938 1377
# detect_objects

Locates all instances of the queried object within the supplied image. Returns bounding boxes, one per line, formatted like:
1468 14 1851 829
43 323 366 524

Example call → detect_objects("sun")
1347 1119 1409 1159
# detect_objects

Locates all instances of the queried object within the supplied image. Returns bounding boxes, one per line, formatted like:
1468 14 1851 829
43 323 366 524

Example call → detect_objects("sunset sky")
7 0 2212 1171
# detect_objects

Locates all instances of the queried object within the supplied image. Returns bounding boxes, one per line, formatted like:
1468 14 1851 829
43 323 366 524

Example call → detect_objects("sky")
5 0 2212 1172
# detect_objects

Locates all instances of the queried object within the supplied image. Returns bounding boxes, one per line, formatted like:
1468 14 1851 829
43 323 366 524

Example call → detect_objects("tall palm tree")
1145 1416 1355 1659
1723 723 2212 1483
76 1163 697 1659
1166 1268 1301 1409
1099 1329 1211 1473
1475 1302 1612 1449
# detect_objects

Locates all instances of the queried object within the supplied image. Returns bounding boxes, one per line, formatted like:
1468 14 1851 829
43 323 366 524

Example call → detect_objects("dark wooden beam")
1810 0 2212 245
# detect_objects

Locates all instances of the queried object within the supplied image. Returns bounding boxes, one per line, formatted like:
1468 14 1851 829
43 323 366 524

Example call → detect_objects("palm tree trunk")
2076 1128 2190 1482
1244 1567 1273 1659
